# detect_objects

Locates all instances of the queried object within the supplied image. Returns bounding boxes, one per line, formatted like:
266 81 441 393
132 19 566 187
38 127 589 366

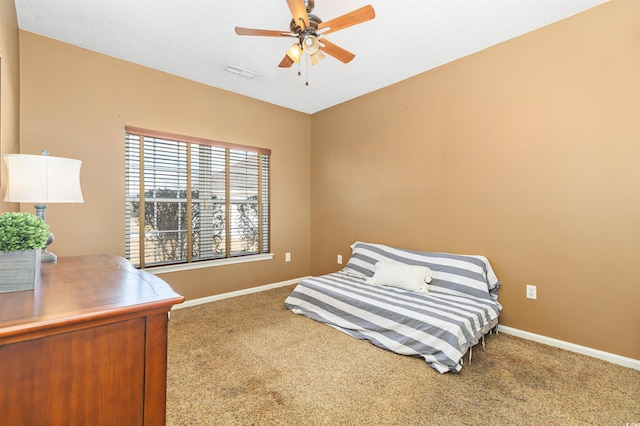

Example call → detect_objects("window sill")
142 253 275 275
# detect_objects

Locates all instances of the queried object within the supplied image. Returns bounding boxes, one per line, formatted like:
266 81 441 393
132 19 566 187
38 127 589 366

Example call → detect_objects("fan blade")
286 0 309 30
235 27 293 37
278 55 294 68
317 5 375 36
319 39 355 63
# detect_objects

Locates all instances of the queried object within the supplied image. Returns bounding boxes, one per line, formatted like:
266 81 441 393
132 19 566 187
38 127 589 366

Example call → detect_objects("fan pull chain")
305 54 310 86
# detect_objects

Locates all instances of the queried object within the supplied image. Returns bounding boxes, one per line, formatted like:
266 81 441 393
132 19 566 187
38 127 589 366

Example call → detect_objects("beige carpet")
166 285 639 425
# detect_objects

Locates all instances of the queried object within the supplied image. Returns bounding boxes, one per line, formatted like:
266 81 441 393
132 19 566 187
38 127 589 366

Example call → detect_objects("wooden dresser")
0 254 184 425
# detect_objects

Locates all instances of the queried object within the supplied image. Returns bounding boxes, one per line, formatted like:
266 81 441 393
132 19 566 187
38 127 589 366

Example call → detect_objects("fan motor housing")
290 13 322 35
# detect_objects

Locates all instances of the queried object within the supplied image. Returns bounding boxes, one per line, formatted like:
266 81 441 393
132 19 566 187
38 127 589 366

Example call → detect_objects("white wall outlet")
285 252 291 262
526 284 537 300
337 254 343 264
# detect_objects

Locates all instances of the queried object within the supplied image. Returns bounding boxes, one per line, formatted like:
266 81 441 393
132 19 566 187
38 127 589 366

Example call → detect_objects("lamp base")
40 248 57 262
40 232 56 262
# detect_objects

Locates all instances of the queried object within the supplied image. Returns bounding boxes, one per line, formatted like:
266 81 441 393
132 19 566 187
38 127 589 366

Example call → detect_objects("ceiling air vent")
224 65 257 79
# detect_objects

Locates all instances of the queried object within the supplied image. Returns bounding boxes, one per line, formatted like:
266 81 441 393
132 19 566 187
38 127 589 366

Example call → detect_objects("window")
125 127 270 269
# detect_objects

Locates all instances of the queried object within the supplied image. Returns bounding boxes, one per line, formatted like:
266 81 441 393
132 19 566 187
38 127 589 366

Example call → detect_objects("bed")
284 242 502 373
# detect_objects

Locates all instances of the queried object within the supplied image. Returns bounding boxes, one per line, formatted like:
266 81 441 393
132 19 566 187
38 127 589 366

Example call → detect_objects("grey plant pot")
0 249 42 293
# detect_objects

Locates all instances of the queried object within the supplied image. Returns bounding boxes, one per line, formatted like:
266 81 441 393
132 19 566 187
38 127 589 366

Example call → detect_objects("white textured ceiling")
15 0 607 114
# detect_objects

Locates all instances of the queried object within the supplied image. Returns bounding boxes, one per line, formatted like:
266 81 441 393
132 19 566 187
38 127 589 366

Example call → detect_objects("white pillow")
366 262 432 294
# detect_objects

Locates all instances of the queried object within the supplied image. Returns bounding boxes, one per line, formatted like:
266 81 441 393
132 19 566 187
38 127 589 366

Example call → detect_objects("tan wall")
0 0 20 213
310 0 640 359
12 0 639 360
19 32 311 300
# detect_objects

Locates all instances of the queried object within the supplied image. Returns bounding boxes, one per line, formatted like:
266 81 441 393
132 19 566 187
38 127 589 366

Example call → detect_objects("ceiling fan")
235 0 375 68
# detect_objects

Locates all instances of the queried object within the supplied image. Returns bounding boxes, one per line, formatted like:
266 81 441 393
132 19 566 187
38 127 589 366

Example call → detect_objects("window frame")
124 126 272 270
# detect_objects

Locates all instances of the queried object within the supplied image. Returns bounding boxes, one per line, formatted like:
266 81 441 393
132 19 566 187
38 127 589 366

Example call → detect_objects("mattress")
284 242 502 373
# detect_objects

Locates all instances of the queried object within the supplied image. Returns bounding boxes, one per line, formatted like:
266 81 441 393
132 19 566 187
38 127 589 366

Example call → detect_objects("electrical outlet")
526 284 537 300
337 254 343 264
285 252 291 262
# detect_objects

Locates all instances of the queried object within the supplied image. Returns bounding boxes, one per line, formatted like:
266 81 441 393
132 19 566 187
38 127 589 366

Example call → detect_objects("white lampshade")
4 154 84 203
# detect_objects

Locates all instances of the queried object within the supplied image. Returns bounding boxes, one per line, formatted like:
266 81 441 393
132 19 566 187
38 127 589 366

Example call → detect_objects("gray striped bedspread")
284 242 502 373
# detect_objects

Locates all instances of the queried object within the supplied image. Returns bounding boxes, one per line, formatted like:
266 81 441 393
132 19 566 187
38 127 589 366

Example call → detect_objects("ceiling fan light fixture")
309 50 325 66
302 35 320 55
286 43 303 63
235 1 376 75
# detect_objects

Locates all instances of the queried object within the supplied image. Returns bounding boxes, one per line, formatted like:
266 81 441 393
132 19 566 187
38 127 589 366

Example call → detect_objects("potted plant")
0 212 50 293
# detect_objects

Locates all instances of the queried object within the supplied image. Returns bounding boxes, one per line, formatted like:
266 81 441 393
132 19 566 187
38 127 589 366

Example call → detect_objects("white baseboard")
498 325 640 371
172 276 310 310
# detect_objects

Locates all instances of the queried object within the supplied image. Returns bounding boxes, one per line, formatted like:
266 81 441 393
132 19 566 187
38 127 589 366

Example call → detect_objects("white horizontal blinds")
191 144 227 261
260 155 270 253
229 149 260 256
143 136 189 267
124 126 270 268
125 134 142 266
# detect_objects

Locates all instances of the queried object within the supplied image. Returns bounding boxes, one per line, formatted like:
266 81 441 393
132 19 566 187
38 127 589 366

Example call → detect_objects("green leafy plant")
0 212 50 252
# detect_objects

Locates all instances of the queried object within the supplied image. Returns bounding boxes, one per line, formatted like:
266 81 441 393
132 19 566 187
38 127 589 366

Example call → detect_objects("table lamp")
3 150 84 262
